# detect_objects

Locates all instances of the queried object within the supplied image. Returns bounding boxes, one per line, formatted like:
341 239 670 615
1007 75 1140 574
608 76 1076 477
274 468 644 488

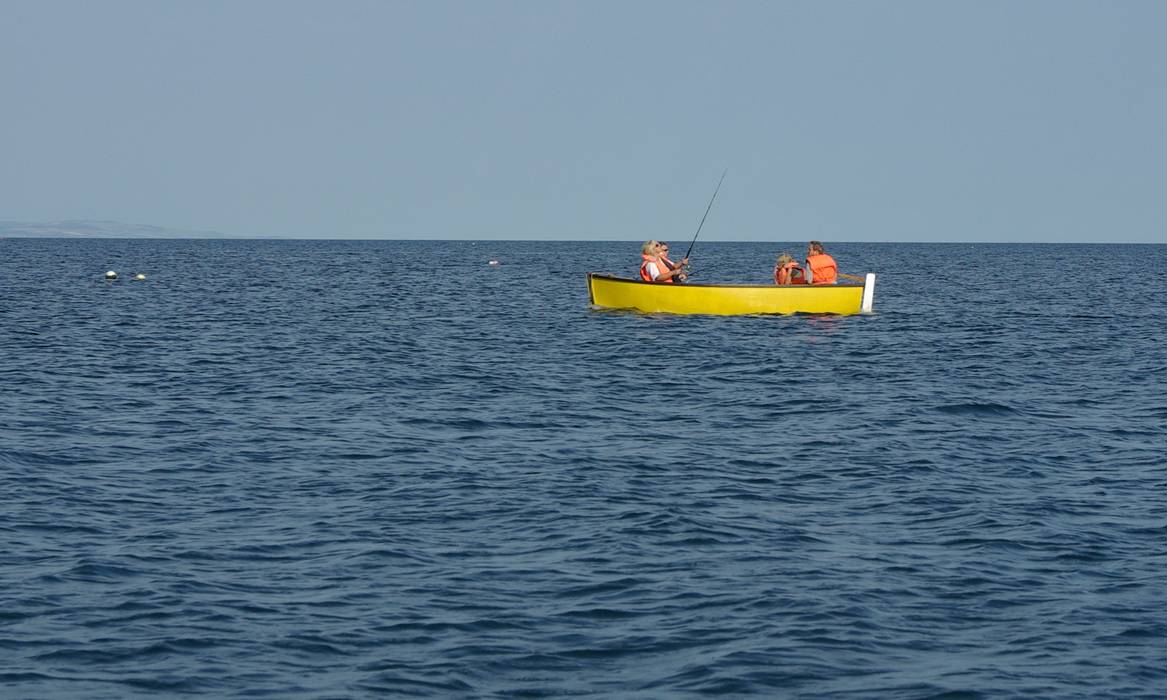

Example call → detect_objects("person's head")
657 242 671 258
776 253 793 266
641 240 660 256
808 241 824 256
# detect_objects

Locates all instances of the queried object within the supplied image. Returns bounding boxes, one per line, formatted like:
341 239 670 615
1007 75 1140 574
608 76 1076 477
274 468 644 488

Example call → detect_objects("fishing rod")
683 169 727 264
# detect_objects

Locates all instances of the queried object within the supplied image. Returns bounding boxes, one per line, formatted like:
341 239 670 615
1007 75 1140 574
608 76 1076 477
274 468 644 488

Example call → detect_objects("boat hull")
586 273 872 315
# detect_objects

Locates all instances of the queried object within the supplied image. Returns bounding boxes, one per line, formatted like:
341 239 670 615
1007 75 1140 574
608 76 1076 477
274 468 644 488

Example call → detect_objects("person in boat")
773 253 807 285
804 241 838 285
655 242 687 283
639 240 688 283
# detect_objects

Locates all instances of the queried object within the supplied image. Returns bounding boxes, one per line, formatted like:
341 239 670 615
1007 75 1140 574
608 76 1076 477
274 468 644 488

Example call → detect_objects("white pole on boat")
860 273 876 313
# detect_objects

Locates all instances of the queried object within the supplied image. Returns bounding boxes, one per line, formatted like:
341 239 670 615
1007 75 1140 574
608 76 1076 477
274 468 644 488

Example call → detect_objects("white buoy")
860 273 876 313
105 270 117 279
489 260 499 265
134 274 146 280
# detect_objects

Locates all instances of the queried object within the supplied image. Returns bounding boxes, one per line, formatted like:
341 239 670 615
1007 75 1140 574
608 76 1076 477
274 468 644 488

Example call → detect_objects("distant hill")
0 220 235 239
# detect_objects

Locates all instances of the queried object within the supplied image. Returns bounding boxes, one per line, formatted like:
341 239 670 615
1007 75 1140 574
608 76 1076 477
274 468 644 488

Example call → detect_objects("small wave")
61 562 141 582
557 607 638 620
936 402 1019 416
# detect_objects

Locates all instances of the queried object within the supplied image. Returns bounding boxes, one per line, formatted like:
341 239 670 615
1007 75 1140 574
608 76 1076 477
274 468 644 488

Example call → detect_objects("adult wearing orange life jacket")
655 242 687 283
804 241 837 285
639 240 688 283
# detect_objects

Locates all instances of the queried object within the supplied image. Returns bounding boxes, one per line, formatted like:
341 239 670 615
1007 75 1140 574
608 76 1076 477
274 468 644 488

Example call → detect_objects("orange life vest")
640 254 674 283
805 254 837 284
774 261 807 285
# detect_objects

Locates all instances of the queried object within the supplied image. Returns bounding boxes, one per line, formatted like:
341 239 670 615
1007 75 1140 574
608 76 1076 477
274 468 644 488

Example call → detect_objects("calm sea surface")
2 239 1166 699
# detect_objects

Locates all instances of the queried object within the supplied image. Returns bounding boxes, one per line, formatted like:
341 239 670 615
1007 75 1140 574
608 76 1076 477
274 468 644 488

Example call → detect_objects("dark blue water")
3 239 1166 699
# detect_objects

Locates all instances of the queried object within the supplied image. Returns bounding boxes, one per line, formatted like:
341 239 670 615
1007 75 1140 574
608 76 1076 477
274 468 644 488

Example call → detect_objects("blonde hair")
776 253 793 266
641 240 660 256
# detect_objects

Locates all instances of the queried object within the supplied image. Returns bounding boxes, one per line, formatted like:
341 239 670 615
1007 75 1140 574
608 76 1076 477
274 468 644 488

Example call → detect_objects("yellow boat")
586 273 876 315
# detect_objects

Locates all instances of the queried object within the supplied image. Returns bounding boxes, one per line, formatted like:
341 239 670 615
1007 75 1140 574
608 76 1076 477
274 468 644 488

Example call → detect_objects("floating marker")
134 274 146 280
489 260 499 265
105 270 117 279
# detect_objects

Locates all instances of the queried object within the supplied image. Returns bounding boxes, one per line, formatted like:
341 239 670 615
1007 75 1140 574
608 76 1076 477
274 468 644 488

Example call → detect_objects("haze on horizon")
1 1 1164 243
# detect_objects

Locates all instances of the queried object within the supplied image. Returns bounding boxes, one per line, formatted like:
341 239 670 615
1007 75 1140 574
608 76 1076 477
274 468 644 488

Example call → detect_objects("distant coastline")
0 220 236 239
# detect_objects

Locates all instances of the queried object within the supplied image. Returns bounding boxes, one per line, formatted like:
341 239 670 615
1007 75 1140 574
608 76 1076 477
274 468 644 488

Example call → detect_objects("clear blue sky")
2 1 1164 242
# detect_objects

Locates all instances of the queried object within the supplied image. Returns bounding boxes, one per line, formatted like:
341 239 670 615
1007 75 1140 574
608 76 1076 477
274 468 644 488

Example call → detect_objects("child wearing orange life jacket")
773 253 807 285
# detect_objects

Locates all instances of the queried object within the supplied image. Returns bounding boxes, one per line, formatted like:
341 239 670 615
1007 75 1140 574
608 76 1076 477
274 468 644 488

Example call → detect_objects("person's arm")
654 258 688 281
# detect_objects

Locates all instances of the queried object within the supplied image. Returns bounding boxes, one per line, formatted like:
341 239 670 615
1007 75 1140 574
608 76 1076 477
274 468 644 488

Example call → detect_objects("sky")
1 0 1164 242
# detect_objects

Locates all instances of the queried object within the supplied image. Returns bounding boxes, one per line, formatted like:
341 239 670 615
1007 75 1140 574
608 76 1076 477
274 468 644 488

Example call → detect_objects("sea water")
2 239 1166 699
